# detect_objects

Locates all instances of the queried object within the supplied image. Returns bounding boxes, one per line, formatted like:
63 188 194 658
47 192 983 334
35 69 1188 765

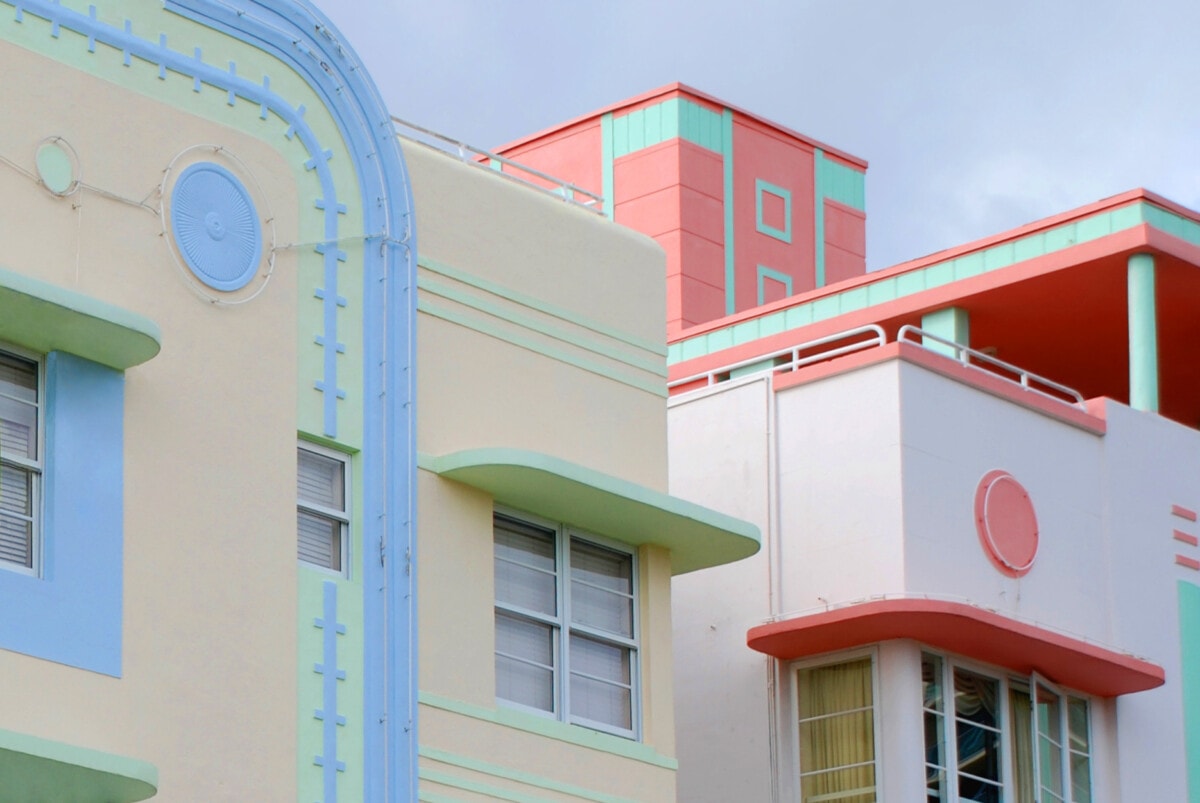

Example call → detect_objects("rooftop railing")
669 323 1087 412
392 117 604 215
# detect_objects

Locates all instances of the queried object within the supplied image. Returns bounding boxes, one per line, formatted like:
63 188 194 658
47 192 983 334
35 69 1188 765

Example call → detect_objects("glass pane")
1070 753 1092 803
569 633 630 684
495 517 556 571
0 397 37 460
1010 686 1035 803
0 353 37 403
495 556 557 615
925 768 947 802
922 653 943 711
496 612 554 665
954 669 999 729
496 654 554 712
1039 735 1065 797
1037 684 1063 745
571 580 633 637
958 776 1001 803
799 765 876 803
799 709 875 773
924 711 946 769
297 510 341 570
570 539 632 593
570 672 632 730
297 449 344 509
0 510 32 567
956 723 1001 783
1068 698 1090 751
798 658 873 720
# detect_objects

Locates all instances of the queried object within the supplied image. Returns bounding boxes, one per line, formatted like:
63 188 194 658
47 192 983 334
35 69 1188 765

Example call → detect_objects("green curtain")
798 658 876 802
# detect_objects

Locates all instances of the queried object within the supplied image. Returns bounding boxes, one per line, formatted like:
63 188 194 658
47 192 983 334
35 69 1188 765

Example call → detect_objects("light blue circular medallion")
170 162 262 291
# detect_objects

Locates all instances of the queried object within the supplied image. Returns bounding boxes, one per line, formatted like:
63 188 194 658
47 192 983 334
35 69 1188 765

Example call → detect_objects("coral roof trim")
746 598 1164 698
490 82 867 168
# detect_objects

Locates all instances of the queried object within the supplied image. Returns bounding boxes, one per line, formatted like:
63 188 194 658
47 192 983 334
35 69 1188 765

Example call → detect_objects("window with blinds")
0 349 39 572
493 511 639 739
297 444 349 573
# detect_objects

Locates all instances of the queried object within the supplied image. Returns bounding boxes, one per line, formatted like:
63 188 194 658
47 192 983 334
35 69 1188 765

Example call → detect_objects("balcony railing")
392 117 604 215
670 323 1087 412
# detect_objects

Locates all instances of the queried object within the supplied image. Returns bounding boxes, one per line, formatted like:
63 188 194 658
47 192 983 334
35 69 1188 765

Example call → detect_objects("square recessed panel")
755 179 792 243
756 265 793 305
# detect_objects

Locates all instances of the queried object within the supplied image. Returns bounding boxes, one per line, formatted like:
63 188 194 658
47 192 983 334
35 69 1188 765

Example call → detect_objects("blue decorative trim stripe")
5 2 420 797
314 581 347 801
8 0 349 438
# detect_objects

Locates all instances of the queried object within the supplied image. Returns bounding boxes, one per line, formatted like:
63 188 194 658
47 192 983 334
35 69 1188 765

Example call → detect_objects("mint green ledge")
0 728 158 802
421 448 760 574
0 265 161 369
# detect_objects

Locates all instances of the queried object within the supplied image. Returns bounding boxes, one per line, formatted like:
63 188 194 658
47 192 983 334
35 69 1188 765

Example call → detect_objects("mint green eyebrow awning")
0 265 161 369
424 448 761 574
0 728 158 802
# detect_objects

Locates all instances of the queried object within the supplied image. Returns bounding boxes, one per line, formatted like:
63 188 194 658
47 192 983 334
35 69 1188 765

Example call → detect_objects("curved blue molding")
3 1 419 799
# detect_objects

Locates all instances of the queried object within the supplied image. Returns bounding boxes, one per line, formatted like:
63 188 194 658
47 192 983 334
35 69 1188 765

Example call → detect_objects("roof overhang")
0 265 161 369
423 448 761 574
747 598 1164 698
0 728 157 802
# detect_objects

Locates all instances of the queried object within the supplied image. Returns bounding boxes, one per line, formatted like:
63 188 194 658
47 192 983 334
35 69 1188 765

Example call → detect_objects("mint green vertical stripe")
722 108 735 315
600 113 614 221
1128 253 1158 412
814 148 826 288
1180 580 1200 803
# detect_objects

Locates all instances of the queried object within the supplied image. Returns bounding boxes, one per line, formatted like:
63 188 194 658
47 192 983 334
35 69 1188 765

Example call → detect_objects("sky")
319 0 1200 272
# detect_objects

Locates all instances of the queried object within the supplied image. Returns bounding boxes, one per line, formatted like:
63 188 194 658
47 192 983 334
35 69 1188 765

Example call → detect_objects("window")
796 656 878 802
923 653 1093 802
297 444 349 573
493 511 638 738
0 349 40 572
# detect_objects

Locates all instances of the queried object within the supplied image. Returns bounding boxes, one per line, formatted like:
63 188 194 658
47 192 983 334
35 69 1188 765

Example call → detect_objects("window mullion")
557 522 568 721
944 659 959 803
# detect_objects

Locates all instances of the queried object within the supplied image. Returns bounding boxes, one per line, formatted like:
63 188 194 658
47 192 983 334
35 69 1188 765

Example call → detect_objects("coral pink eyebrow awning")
746 598 1164 698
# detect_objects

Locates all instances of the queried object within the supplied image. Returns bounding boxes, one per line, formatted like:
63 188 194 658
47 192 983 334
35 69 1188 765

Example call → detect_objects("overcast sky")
319 0 1200 272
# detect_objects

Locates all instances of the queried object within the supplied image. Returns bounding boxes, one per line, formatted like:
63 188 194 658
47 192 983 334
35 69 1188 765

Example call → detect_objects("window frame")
297 441 351 577
790 647 882 803
493 506 642 741
0 344 43 576
922 651 1094 803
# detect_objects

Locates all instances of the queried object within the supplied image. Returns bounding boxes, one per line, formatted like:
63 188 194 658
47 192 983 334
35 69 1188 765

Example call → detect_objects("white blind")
296 447 346 571
0 465 32 567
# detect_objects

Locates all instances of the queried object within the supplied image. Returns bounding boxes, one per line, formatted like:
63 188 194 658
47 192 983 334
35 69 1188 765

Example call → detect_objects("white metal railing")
897 325 1086 410
668 324 886 390
391 117 605 215
668 322 1087 413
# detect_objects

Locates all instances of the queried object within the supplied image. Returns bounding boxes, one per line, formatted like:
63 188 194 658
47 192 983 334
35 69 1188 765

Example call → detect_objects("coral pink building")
493 83 867 335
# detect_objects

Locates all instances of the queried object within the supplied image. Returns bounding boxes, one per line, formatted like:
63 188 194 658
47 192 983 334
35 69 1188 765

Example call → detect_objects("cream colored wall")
0 41 301 801
408 140 679 799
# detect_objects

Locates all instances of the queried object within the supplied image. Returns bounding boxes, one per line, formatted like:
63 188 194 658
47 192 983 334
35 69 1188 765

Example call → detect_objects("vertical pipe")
1128 252 1159 412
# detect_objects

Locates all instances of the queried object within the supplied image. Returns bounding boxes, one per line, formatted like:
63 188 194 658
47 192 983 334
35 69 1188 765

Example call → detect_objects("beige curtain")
798 658 876 802
1010 687 1035 803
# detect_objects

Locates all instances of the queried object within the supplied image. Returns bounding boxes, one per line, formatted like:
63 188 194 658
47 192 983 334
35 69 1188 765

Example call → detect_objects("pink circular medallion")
974 470 1038 577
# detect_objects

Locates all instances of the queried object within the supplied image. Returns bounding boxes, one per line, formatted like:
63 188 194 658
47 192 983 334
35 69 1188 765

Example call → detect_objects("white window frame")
922 651 1094 803
0 345 42 576
296 441 350 576
493 507 641 740
790 647 882 803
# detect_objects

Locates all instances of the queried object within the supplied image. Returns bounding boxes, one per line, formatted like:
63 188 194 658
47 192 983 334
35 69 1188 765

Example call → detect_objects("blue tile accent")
314 581 347 801
0 352 124 676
